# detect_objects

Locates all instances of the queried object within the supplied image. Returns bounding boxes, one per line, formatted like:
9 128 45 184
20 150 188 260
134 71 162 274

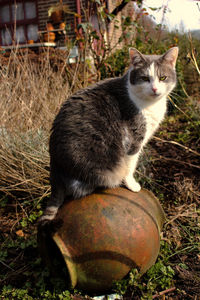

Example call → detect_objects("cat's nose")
152 87 157 94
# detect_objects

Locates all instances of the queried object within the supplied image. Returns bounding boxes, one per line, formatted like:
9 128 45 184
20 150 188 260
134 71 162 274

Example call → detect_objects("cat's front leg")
125 175 141 192
124 152 141 192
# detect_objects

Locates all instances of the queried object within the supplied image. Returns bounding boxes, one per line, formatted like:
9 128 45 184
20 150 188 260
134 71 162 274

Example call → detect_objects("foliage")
48 3 72 17
76 0 140 78
1 285 72 300
100 47 129 79
113 241 175 298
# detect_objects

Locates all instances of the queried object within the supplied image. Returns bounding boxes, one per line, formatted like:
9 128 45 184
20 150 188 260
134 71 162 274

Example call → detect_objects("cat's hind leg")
39 177 95 224
39 179 66 224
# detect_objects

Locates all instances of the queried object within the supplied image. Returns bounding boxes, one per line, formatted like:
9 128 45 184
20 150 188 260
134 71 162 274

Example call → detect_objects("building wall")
107 0 136 49
107 0 122 48
0 0 135 47
37 0 135 46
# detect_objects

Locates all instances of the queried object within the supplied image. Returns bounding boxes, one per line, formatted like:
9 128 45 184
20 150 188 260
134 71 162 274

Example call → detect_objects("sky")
142 0 200 31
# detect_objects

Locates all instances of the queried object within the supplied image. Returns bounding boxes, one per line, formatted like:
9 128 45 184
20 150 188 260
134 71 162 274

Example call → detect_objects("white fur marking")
39 206 58 222
102 158 129 187
148 62 156 78
125 177 141 192
122 126 130 150
124 152 141 192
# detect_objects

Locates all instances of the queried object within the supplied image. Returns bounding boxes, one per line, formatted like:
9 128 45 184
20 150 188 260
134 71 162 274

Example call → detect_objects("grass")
0 35 200 299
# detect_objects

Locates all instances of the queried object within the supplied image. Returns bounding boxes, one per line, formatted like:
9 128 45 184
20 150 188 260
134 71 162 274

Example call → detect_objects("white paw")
39 214 55 223
124 177 141 193
38 206 58 224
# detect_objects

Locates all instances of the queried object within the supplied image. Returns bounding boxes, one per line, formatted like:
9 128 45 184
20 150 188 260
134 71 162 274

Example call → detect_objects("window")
0 1 38 46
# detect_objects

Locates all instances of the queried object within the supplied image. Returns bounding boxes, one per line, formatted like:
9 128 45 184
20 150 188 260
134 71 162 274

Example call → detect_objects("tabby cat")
40 47 178 223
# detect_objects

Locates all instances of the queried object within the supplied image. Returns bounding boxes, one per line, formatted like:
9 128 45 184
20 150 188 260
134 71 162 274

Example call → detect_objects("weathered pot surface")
38 187 165 294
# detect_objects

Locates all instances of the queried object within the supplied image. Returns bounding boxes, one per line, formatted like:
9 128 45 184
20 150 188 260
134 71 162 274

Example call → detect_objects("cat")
39 47 178 223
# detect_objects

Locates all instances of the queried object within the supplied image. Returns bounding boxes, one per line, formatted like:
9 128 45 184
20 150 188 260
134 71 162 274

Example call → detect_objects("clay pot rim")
53 233 77 288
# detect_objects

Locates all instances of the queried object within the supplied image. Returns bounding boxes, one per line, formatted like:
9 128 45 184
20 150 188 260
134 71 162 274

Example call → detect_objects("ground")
0 106 199 299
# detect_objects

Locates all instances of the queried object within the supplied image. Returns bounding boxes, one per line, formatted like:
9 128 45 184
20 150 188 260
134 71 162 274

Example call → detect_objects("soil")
143 138 200 299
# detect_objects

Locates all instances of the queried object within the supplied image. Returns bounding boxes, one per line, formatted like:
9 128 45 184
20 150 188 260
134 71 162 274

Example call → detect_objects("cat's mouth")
150 92 161 98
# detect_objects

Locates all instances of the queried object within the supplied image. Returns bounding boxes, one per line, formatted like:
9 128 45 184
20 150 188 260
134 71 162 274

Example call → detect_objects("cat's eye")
141 76 150 82
160 76 167 81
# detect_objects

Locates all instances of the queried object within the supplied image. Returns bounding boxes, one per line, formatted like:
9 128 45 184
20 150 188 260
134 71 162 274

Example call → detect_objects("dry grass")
0 49 71 131
0 48 87 201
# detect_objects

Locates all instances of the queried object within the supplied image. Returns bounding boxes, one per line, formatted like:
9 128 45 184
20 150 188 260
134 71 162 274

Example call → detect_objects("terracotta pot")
59 22 66 30
46 23 54 31
43 32 56 43
38 187 165 295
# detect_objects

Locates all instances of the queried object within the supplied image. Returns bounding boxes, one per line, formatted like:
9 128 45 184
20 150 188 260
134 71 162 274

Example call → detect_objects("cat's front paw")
124 177 141 193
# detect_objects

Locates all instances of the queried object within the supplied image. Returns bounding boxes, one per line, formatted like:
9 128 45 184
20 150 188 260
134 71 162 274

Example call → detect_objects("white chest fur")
141 97 167 145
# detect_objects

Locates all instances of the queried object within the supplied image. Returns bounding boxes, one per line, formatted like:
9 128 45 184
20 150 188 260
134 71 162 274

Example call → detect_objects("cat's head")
128 47 178 103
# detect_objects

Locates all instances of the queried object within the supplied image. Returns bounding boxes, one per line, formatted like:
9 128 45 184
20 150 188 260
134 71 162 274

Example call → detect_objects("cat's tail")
38 178 95 225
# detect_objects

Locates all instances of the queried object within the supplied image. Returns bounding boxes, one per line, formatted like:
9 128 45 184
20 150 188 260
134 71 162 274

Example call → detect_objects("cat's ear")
162 47 179 68
129 48 146 66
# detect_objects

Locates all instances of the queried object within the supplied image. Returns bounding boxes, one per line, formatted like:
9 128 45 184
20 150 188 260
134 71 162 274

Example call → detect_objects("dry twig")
152 287 176 299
